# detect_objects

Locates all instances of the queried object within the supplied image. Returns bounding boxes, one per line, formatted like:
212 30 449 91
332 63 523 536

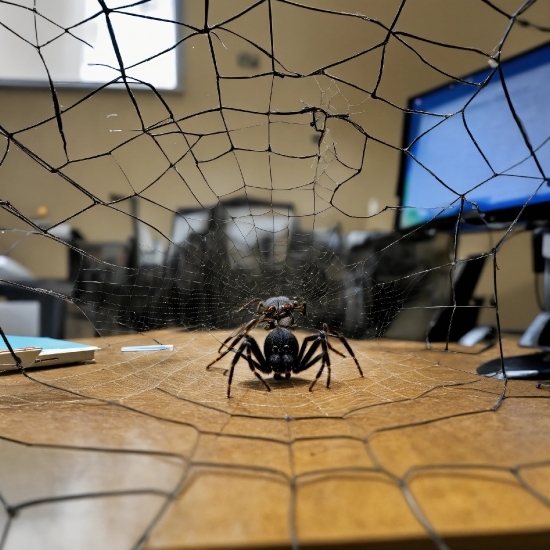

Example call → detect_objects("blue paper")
1 335 97 351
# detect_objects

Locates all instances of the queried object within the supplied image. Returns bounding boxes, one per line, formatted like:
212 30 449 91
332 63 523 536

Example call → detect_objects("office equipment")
0 256 34 281
0 301 41 337
426 255 487 342
0 335 98 370
344 231 454 340
396 42 550 375
396 42 550 232
121 344 174 352
0 346 41 370
477 352 550 379
0 281 72 339
458 324 496 347
0 1 181 90
479 230 550 378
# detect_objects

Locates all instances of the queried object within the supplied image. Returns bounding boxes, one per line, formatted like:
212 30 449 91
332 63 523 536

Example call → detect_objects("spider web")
0 1 550 549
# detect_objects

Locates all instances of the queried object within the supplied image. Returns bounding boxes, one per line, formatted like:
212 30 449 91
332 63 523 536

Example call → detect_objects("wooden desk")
0 329 549 549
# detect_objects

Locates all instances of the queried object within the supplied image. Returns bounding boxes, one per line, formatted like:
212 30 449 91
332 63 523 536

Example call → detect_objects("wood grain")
0 328 549 549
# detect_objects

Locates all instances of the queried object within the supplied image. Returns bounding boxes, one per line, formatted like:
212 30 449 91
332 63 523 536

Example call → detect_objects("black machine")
396 42 550 378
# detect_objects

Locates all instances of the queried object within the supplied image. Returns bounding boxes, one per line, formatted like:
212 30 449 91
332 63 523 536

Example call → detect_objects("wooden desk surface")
0 329 549 550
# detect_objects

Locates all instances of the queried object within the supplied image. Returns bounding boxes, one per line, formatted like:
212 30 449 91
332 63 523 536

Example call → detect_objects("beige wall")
0 0 548 330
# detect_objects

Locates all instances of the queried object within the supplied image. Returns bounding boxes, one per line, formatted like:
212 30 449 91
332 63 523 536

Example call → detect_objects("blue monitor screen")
398 42 550 231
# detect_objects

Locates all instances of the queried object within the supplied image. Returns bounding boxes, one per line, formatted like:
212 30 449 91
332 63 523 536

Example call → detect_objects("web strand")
0 1 549 549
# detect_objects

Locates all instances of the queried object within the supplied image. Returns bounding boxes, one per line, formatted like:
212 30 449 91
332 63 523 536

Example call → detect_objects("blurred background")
0 0 548 341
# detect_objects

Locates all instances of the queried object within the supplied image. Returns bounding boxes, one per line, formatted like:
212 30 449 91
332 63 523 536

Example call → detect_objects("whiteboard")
0 0 181 90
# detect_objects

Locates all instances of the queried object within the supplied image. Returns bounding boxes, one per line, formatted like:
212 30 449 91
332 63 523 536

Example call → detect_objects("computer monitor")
396 42 550 379
396 41 550 232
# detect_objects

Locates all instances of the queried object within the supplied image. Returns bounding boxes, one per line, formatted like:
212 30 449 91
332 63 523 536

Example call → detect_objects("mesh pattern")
0 1 549 549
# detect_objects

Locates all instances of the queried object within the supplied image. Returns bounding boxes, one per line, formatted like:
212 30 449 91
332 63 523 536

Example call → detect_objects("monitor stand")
477 229 550 380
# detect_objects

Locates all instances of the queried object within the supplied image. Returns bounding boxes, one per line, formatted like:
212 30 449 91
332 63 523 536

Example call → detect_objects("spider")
207 296 306 367
240 295 307 330
208 324 364 398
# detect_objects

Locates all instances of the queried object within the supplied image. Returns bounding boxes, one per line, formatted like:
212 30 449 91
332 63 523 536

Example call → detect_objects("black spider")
207 296 306 368
209 324 364 398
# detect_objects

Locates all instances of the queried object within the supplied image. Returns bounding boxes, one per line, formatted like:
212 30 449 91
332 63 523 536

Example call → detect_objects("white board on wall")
0 0 181 90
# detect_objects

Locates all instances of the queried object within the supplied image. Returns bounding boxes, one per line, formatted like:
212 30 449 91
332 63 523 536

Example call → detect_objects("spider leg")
245 335 271 374
299 352 324 372
295 332 331 389
227 338 271 398
215 334 241 357
326 341 346 358
321 337 332 388
245 346 272 392
227 336 271 397
296 334 321 365
206 337 241 370
207 317 263 370
308 351 328 392
216 330 244 356
227 342 247 398
294 337 322 374
238 298 263 313
324 323 364 377
217 317 262 353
